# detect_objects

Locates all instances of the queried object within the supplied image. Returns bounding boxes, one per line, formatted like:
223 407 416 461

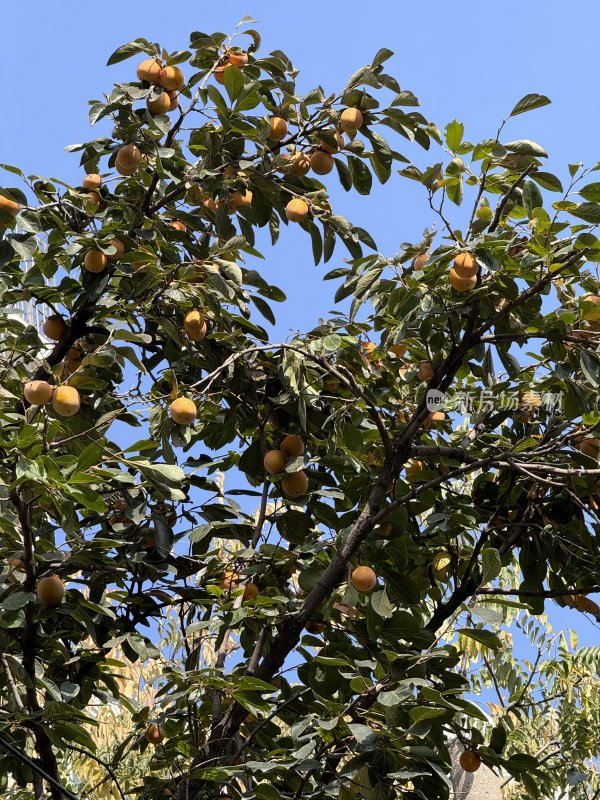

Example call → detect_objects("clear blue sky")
3 1 598 645
6 0 600 335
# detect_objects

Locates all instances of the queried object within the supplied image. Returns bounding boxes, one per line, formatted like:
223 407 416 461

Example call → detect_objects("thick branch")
10 490 64 800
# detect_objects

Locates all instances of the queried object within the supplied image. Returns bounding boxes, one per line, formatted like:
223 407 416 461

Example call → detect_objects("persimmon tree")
1 18 600 800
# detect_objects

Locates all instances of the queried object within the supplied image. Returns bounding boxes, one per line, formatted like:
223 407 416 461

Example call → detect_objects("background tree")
0 19 599 800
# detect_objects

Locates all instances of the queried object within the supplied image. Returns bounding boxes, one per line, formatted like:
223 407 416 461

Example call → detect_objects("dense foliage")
0 19 599 800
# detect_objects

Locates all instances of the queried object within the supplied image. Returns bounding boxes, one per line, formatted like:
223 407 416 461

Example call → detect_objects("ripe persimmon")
24 380 53 405
282 471 309 498
51 386 81 417
84 250 108 273
285 198 309 222
170 397 197 425
268 116 288 142
339 107 363 132
137 58 162 84
310 151 334 175
159 66 185 92
351 566 377 592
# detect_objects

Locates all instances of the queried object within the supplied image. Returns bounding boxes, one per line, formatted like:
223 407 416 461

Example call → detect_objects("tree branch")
10 489 64 800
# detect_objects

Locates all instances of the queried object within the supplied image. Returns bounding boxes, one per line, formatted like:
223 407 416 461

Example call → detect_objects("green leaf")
509 93 551 117
322 334 342 352
580 351 600 387
106 39 152 66
347 156 372 195
579 182 600 202
445 120 464 154
480 548 502 585
409 706 447 722
134 461 185 492
370 587 393 618
1 592 35 611
505 140 548 158
391 90 419 107
522 180 543 218
372 48 394 67
0 163 24 178
530 171 563 192
334 159 353 192
571 203 600 224
75 443 103 473
459 628 502 651
223 65 244 102
252 295 275 325
8 233 37 261
378 686 412 707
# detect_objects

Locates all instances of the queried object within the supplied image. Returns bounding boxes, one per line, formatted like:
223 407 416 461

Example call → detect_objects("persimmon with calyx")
405 460 426 482
281 152 311 177
169 397 197 425
202 197 224 212
187 185 205 205
106 238 125 261
221 570 239 591
319 131 345 153
268 116 288 141
214 64 239 84
36 576 65 606
423 411 445 430
519 391 541 413
310 151 334 175
450 269 477 292
281 434 305 458
115 144 141 176
43 314 66 341
230 190 253 210
264 450 286 474
0 193 21 217
453 252 478 277
137 58 162 84
285 198 309 222
145 724 164 745
282 471 308 498
351 566 377 592
63 346 83 376
82 173 102 190
84 250 108 273
86 191 102 209
227 49 248 66
116 144 141 167
339 107 363 131
459 751 481 773
147 91 171 115
183 310 206 342
159 65 184 91
115 161 136 177
243 583 260 601
412 253 429 269
52 386 81 416
24 380 53 405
